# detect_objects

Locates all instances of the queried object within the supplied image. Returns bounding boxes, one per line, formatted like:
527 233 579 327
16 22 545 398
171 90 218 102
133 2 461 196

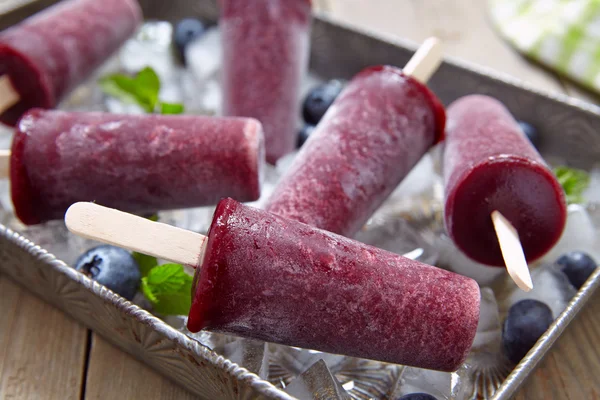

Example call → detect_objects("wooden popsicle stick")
403 37 443 83
0 75 20 114
491 210 533 292
65 202 206 268
0 149 10 179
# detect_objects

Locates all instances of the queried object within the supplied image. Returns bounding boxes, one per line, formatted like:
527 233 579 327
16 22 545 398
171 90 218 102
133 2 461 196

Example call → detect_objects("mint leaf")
99 67 161 113
554 166 590 204
160 102 185 115
141 264 192 316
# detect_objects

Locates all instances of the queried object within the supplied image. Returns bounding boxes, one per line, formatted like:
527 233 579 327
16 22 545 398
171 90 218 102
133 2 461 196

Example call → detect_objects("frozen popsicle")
0 0 142 126
65 199 481 372
220 0 312 164
7 109 264 225
443 95 567 272
265 38 445 238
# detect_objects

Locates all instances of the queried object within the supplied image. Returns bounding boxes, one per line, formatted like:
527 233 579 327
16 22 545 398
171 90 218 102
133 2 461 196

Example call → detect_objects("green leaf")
141 264 193 316
160 102 185 115
98 67 161 113
554 166 590 205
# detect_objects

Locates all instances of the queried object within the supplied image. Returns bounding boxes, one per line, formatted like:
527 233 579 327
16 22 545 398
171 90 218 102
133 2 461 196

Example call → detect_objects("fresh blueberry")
502 299 553 364
75 245 141 300
302 79 345 125
174 18 206 64
396 394 438 400
517 121 540 148
556 251 598 289
297 124 315 148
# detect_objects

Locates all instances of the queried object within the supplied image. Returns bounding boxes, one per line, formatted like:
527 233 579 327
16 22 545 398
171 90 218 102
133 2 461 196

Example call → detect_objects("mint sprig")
141 263 193 316
99 66 185 114
554 166 590 205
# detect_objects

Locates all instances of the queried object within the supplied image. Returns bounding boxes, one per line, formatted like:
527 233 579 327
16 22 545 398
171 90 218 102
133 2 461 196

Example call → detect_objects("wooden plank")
84 334 198 399
0 273 88 400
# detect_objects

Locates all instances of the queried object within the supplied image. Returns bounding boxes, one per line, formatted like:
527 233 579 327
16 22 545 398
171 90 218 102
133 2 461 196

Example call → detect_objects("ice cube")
120 22 180 84
473 288 502 350
393 366 453 400
199 79 222 116
583 166 600 204
436 235 505 287
495 263 577 320
541 204 600 263
354 217 439 266
387 154 440 201
186 28 223 83
159 206 217 235
222 338 269 379
284 360 351 400
452 288 512 399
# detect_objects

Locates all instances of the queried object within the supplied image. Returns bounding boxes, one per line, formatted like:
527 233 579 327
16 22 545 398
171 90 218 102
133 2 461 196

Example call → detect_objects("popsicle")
66 199 481 372
220 0 312 164
0 0 142 126
443 95 567 270
7 109 264 225
264 39 446 237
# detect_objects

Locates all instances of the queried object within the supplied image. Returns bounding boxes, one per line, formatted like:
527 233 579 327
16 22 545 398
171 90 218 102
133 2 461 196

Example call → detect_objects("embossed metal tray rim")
1 1 600 398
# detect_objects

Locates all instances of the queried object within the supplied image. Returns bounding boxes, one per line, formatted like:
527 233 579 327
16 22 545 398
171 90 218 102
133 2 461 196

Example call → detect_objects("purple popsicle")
0 0 142 126
265 65 446 237
443 95 567 267
11 109 264 225
219 0 312 164
188 198 480 372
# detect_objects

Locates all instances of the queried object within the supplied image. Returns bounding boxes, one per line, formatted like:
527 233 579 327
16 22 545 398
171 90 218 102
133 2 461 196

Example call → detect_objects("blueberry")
502 299 553 364
75 245 141 300
556 251 598 289
174 18 206 64
397 394 438 400
517 121 540 148
297 124 315 148
302 79 345 125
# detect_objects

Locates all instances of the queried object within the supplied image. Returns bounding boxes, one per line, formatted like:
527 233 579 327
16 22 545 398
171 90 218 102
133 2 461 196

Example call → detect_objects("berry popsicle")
264 38 446 237
220 0 312 164
0 0 142 126
443 95 567 276
7 109 264 225
65 199 481 372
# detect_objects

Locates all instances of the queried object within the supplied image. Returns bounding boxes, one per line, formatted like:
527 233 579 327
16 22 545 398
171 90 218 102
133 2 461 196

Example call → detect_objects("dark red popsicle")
188 198 480 372
265 66 445 237
220 0 312 164
0 0 142 126
443 95 567 267
11 110 264 225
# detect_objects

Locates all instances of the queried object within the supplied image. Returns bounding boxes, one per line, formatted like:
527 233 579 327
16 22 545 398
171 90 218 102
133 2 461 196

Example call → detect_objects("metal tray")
1 1 600 399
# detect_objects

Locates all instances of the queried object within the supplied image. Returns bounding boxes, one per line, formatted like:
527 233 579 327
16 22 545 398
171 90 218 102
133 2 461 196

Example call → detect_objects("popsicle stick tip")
0 149 10 179
65 201 206 267
403 37 443 84
491 210 533 292
0 75 20 114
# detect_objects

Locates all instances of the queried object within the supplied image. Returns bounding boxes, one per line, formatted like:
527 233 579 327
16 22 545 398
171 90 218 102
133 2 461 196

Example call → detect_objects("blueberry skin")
174 18 206 64
502 299 554 364
302 80 345 125
517 121 540 148
297 124 315 148
75 245 141 300
397 394 438 400
556 251 598 289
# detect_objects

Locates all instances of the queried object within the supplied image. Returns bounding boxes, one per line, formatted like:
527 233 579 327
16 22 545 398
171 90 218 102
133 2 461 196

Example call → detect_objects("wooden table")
1 0 599 399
